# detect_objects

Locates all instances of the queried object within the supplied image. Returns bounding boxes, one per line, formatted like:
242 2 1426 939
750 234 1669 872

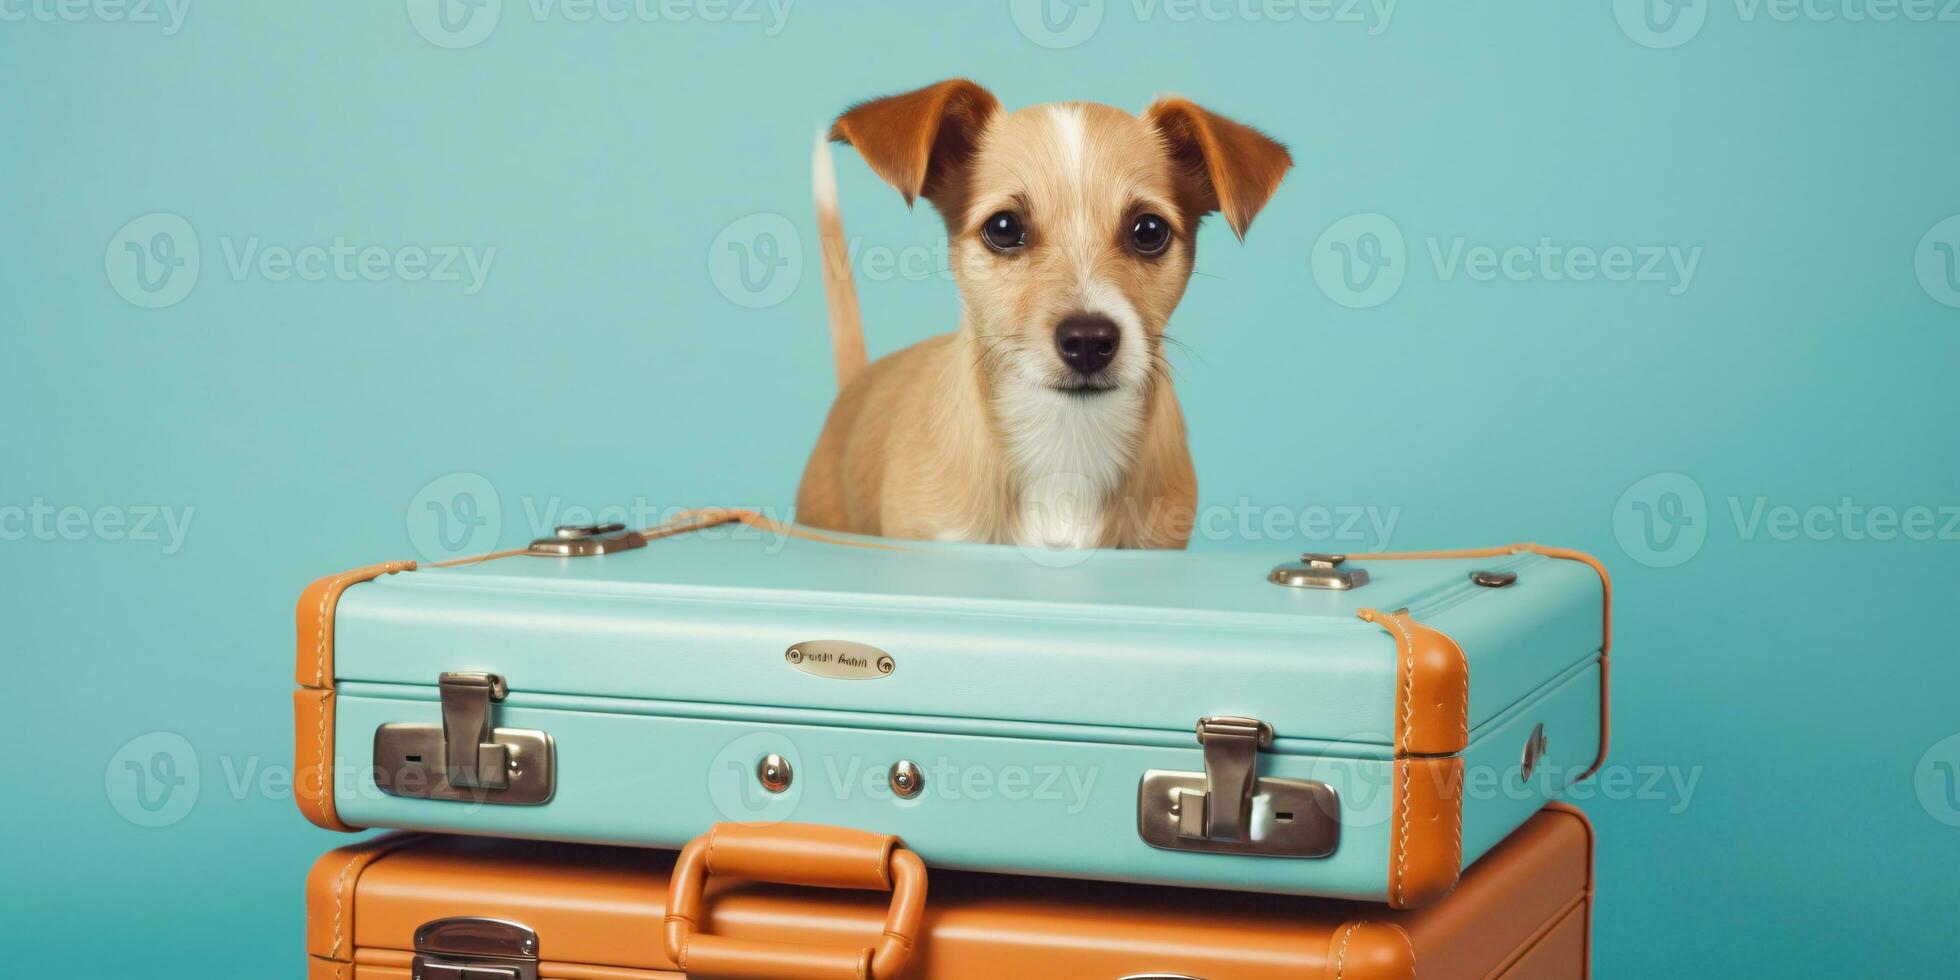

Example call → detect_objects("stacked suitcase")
296 509 1610 978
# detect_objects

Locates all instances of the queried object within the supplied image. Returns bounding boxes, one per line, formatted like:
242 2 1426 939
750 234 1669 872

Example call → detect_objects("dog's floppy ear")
1144 97 1292 240
830 79 1000 209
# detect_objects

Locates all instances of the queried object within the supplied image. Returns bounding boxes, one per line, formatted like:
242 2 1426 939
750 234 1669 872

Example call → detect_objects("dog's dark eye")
980 211 1027 253
1130 214 1173 257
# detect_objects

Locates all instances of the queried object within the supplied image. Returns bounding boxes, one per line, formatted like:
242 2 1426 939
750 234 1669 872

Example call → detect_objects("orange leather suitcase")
304 805 1593 979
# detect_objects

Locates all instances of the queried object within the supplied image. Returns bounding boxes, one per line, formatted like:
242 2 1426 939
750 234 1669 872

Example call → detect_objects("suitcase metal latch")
1136 716 1340 858
412 917 540 980
373 672 556 805
527 522 647 557
1269 553 1370 590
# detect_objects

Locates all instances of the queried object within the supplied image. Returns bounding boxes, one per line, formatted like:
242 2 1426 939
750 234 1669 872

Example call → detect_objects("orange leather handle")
665 823 928 980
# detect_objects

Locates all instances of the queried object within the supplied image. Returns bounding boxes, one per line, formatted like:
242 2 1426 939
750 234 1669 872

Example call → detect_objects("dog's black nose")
1055 314 1120 376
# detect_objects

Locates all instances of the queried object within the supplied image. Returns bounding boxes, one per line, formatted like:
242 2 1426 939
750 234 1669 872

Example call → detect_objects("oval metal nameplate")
786 641 894 680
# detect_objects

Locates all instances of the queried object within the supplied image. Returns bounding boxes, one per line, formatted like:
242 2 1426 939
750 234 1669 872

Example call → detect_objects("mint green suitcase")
294 511 1608 907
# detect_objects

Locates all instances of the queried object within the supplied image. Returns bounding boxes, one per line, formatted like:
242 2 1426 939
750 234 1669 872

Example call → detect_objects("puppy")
795 80 1291 549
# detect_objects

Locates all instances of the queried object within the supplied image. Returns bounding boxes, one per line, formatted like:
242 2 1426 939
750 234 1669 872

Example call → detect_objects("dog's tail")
813 131 866 390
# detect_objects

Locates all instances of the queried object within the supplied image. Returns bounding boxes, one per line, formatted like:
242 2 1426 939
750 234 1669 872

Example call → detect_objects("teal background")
4 2 1956 976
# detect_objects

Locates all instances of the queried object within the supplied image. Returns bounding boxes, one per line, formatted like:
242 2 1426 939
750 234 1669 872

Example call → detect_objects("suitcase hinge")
413 917 540 980
1135 716 1341 858
373 672 556 806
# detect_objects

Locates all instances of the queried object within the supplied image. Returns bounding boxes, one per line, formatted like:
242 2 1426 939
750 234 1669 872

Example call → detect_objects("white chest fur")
995 383 1146 549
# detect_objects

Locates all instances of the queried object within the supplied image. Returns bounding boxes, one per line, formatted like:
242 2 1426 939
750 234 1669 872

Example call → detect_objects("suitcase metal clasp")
527 523 647 557
373 672 556 806
1269 553 1370 590
1136 716 1340 858
412 917 540 980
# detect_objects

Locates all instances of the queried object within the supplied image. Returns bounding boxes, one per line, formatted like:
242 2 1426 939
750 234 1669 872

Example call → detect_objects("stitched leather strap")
664 823 926 980
430 507 909 569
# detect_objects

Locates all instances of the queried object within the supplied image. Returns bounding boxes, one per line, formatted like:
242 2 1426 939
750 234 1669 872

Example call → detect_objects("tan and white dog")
795 79 1291 549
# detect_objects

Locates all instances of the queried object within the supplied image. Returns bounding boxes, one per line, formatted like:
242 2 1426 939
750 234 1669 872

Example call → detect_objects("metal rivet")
1520 723 1546 781
1471 569 1518 588
758 754 793 794
877 655 895 675
786 647 804 664
889 760 924 799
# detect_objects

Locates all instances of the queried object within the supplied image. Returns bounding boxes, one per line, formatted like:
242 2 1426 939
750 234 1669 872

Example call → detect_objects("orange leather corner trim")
1541 801 1597 901
1550 803 1596 974
305 955 345 980
1357 607 1469 757
296 560 418 688
305 832 421 963
294 560 414 832
1351 544 1612 780
666 823 925 980
1324 921 1416 980
1388 756 1464 910
294 687 355 832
